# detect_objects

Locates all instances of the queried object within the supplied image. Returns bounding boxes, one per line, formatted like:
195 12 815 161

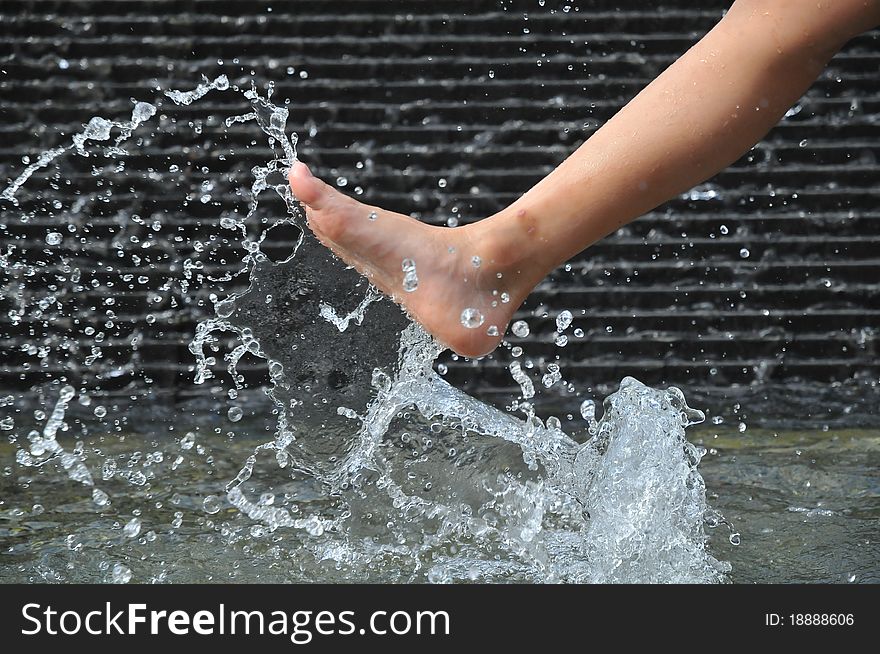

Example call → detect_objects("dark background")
1 0 878 426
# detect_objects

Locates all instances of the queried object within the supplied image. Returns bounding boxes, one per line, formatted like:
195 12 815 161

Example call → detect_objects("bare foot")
288 161 542 358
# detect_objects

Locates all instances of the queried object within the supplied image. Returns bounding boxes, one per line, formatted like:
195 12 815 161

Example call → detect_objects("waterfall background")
1 0 878 429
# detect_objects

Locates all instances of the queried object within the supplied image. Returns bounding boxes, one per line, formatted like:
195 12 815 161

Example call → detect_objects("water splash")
319 286 382 333
1 100 157 204
15 385 94 487
164 74 230 106
0 73 731 583
570 380 726 582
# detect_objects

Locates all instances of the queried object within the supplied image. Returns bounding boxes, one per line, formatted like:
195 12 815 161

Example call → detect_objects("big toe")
288 161 333 210
289 161 366 246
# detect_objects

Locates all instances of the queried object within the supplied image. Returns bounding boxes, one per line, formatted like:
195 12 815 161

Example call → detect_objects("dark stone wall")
1 1 878 420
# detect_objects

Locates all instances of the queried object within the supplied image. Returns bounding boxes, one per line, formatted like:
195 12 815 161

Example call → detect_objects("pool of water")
1 424 876 584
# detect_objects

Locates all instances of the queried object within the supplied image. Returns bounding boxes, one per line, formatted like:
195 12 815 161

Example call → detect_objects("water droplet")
719 224 729 235
799 139 808 147
259 492 275 506
580 399 596 422
368 211 378 221
402 258 419 292
203 495 222 514
555 334 568 347
92 488 110 507
573 328 584 338
446 216 459 227
123 517 141 538
739 248 750 258
500 292 510 303
460 308 484 329
511 320 530 338
438 178 447 188
509 361 535 399
542 363 562 388
556 310 573 332
94 406 107 418
301 516 322 536
228 406 243 422
729 532 741 546
180 432 195 450
487 325 499 336
471 256 481 268
111 563 132 584
45 232 62 245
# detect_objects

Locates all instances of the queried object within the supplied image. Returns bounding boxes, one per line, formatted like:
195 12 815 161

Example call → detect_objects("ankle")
465 206 555 276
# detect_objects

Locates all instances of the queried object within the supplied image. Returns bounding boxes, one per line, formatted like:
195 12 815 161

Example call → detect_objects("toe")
288 161 333 211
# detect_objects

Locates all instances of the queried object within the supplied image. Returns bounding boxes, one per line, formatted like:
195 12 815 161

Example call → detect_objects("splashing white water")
164 74 230 106
319 286 382 333
0 73 731 583
1 100 157 203
15 385 94 487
